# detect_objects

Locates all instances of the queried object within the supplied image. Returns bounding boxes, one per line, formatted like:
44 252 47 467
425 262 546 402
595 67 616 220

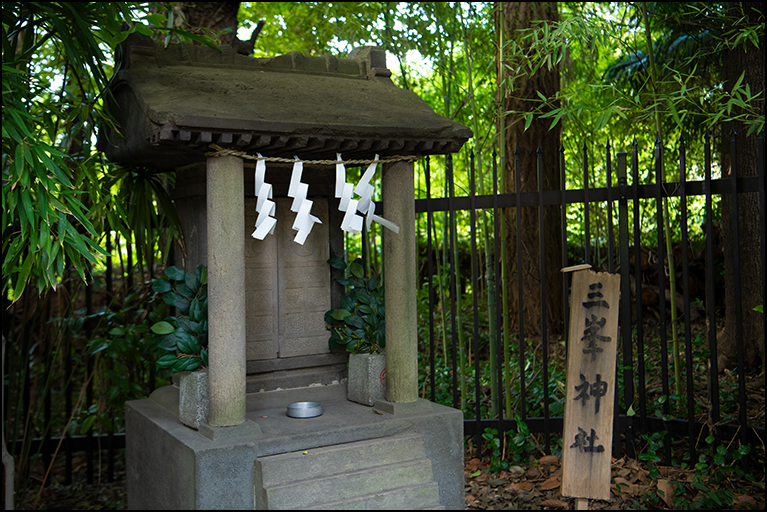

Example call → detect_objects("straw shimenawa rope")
205 143 420 166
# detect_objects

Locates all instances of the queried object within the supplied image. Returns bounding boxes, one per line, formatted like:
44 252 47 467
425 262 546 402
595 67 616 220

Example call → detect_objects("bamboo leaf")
13 253 35 300
35 146 73 188
524 112 533 131
64 195 99 237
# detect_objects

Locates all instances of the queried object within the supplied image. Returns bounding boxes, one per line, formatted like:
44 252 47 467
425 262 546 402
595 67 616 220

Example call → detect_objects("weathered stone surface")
171 163 342 390
99 34 471 169
178 369 209 430
206 155 246 426
255 433 441 509
127 385 465 510
347 352 386 406
382 160 419 403
244 197 331 360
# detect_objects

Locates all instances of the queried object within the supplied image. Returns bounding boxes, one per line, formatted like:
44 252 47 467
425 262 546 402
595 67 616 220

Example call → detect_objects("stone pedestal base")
126 383 464 509
347 353 386 406
178 369 209 430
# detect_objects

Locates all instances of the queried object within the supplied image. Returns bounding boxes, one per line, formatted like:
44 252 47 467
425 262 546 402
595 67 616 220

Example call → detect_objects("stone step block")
303 482 442 510
261 458 435 510
256 432 426 487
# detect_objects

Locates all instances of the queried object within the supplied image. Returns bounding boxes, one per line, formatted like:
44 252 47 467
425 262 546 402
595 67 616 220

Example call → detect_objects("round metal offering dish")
287 402 323 418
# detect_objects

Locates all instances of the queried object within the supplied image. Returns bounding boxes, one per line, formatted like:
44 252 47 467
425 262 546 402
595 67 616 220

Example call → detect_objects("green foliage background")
2 2 764 498
4 2 764 300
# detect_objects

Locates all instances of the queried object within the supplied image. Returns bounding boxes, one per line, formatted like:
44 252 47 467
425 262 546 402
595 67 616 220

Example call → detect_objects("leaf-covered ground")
14 446 764 510
14 454 128 510
464 452 764 510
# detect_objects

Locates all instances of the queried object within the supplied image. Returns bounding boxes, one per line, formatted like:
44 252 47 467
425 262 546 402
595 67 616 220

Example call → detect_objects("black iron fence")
4 130 764 492
415 130 765 467
3 229 150 488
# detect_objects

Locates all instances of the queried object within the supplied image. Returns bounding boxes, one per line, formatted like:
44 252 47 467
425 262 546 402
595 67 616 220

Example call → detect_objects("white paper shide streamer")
335 153 400 235
288 156 321 245
252 154 277 240
251 152 398 245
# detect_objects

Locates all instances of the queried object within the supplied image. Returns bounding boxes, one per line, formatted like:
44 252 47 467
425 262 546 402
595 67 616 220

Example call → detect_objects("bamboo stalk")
462 5 499 416
496 2 513 419
641 2 682 397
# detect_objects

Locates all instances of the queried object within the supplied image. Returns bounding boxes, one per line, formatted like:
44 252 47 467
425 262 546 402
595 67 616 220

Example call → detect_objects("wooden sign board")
561 268 620 502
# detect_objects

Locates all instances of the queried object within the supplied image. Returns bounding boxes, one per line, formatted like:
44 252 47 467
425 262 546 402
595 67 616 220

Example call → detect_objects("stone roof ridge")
122 32 391 82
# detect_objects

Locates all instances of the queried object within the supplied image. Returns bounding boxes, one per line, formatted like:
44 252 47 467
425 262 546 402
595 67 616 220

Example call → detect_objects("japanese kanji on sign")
561 266 621 502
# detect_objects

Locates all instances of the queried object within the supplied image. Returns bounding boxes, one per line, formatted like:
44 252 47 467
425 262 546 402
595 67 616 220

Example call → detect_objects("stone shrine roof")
99 34 472 169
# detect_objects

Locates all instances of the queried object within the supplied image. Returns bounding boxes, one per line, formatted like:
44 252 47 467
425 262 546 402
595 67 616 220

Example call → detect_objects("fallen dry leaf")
539 455 560 465
635 470 651 484
659 466 675 477
612 477 637 498
540 476 561 491
527 466 542 478
508 481 536 491
508 465 525 476
540 499 570 509
656 479 674 508
734 494 757 509
466 458 482 470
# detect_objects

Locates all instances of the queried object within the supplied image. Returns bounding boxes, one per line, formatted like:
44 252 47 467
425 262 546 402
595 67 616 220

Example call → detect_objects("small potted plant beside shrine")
326 257 385 406
150 264 210 429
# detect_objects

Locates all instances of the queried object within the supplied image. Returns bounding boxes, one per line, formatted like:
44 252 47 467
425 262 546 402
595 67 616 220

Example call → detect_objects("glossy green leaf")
349 261 364 279
189 298 203 322
187 336 201 354
176 283 194 299
165 266 186 281
332 309 352 321
152 279 172 293
176 329 197 353
157 354 178 368
151 321 175 335
174 295 191 314
344 315 366 330
355 289 371 305
185 271 199 293
163 292 178 307
159 333 179 351
80 415 96 435
327 256 347 270
341 294 356 311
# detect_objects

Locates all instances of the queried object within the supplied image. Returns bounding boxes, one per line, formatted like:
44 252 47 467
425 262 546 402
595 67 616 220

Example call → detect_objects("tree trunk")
718 2 765 373
500 2 564 336
162 2 261 54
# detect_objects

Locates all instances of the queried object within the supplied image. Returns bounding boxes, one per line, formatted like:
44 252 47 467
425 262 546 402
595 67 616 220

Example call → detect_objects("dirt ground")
463 451 764 510
12 442 764 510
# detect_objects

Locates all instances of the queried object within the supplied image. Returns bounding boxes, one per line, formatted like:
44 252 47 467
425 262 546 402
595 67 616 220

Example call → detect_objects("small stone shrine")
101 33 471 509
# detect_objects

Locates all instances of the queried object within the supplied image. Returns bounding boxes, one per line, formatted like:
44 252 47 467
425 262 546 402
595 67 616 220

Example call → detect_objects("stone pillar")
381 160 418 403
206 156 246 426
